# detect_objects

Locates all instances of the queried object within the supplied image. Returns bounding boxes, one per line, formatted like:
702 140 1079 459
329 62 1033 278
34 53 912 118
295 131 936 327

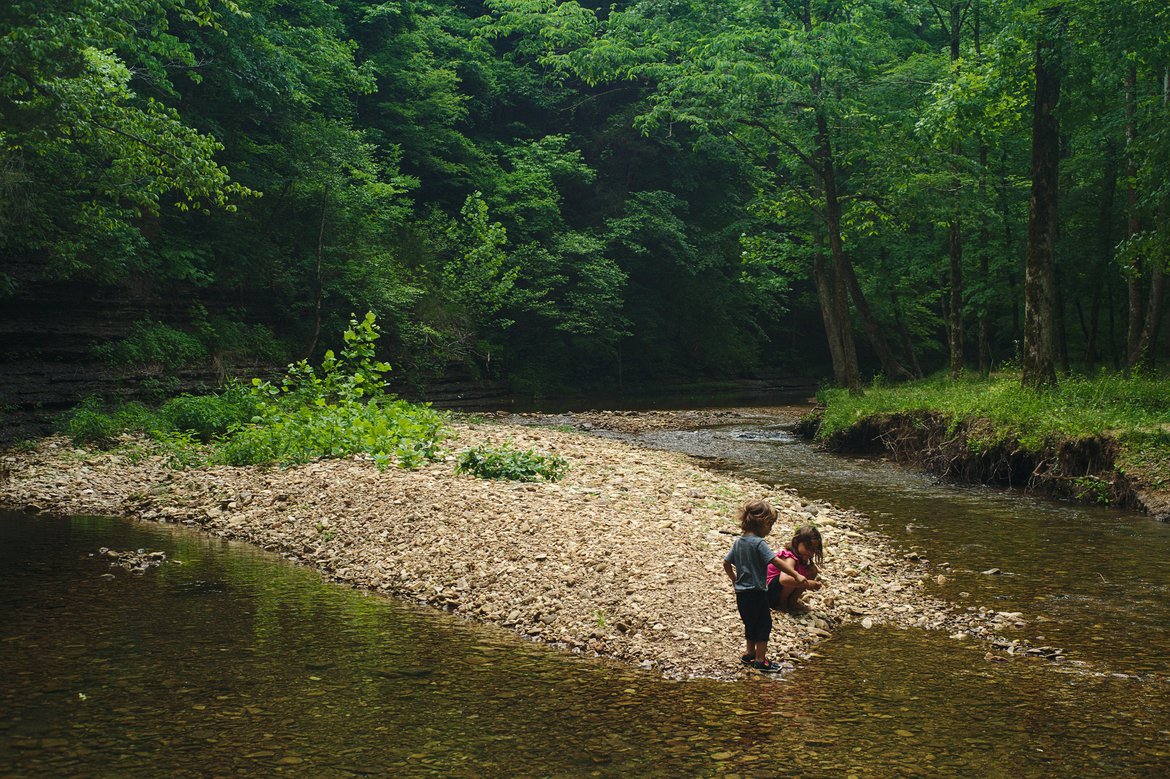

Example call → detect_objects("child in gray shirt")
723 499 813 672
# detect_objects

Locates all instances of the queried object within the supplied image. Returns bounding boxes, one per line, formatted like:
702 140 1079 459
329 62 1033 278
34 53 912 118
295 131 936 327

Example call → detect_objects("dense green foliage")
455 443 568 481
63 314 449 468
3 0 1169 396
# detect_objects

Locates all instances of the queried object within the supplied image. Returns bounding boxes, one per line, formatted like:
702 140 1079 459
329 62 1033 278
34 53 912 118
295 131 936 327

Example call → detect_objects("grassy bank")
812 373 1170 514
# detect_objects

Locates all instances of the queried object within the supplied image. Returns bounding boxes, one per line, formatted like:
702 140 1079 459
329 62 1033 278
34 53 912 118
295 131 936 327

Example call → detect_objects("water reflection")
639 423 1170 677
4 412 1170 779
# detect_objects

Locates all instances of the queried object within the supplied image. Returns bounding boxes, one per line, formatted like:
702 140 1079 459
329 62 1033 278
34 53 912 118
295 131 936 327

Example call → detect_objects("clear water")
3 414 1170 776
640 422 1170 677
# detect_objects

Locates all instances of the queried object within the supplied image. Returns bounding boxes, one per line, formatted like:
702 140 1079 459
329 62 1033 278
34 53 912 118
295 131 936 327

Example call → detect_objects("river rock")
0 411 1009 681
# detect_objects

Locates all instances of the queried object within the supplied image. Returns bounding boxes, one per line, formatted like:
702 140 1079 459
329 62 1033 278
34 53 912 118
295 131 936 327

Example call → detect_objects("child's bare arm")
806 563 824 589
770 554 809 586
723 560 736 585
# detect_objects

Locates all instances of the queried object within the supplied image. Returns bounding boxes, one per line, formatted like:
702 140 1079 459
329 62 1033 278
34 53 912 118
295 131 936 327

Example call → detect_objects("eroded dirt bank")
1 410 1010 680
807 410 1170 521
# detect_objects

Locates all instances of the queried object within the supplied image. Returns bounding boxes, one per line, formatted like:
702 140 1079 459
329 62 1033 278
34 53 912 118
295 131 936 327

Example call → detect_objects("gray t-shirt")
723 534 775 592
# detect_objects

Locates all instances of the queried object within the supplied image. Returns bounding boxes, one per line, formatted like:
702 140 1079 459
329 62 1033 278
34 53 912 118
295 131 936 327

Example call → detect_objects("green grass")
815 371 1170 487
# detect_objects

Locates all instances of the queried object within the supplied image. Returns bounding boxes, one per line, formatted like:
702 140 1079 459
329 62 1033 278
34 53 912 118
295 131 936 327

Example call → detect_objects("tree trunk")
1021 10 1062 389
1124 66 1145 367
1136 268 1166 367
1108 259 1119 368
890 287 924 378
842 258 914 382
947 2 965 377
304 186 329 359
948 211 964 376
812 236 848 387
814 107 861 392
974 6 993 375
997 150 1022 350
1135 66 1170 368
1055 266 1070 374
1086 143 1118 367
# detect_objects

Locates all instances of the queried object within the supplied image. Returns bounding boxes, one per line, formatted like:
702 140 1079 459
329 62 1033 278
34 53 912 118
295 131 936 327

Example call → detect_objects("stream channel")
2 404 1170 776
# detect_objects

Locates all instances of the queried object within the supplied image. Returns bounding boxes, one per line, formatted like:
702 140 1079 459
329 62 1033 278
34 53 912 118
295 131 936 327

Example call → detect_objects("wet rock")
92 548 167 573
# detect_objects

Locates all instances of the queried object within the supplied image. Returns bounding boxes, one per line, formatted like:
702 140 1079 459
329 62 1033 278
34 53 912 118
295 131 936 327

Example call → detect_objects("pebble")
1 416 1012 681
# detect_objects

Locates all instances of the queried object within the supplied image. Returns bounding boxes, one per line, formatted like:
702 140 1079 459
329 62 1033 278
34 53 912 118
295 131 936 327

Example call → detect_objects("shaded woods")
1 0 1168 410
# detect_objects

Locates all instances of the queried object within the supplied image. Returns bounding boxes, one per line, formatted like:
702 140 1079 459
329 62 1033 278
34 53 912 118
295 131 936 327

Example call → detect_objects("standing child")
722 499 814 672
766 525 824 614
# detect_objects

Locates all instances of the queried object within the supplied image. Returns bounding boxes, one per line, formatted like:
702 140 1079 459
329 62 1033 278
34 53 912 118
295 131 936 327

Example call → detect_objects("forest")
2 0 1168 402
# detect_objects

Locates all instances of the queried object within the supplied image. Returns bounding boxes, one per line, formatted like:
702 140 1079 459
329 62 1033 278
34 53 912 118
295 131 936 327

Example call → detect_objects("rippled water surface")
3 412 1170 776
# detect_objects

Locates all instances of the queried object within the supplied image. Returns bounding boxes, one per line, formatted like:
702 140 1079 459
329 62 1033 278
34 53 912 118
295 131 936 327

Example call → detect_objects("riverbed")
2 408 1170 775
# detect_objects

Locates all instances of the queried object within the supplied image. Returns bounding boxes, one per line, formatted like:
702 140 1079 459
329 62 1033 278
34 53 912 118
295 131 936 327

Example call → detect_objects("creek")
2 405 1169 776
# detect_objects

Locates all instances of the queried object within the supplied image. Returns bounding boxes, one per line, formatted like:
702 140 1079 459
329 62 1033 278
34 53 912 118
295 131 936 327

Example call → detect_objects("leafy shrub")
61 313 448 470
455 443 568 482
139 376 182 404
64 397 119 447
152 429 210 470
216 398 447 468
94 320 208 371
253 311 392 406
159 385 257 440
113 402 162 433
215 313 448 468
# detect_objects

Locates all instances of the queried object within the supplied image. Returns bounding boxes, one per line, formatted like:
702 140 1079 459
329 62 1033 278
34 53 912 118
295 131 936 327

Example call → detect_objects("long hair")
789 524 824 566
737 499 777 536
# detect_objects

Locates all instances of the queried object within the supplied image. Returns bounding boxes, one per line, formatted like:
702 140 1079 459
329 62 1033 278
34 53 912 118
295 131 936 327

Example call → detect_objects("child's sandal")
750 659 781 673
740 654 754 666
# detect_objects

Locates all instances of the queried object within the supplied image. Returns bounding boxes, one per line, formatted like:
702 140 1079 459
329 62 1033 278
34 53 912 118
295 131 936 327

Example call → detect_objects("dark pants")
767 577 783 610
735 589 771 642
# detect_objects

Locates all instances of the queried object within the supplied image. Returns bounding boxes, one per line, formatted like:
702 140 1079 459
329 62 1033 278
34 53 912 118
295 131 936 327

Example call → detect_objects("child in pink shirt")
767 525 824 613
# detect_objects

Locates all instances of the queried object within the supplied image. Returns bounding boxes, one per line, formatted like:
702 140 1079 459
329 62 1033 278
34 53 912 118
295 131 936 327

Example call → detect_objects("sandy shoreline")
0 409 1011 679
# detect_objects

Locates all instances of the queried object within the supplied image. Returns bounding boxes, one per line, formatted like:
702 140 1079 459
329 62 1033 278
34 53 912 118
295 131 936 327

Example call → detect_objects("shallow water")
3 415 1170 776
640 422 1170 677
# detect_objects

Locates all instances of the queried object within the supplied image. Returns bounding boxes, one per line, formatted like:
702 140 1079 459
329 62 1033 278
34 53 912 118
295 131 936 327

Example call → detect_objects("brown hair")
738 499 778 537
788 524 824 566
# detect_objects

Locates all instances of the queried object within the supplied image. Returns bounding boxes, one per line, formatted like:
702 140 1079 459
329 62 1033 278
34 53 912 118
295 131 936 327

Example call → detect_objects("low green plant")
63 397 119 447
94 320 208 372
216 397 446 468
1072 476 1112 505
215 313 448 468
152 429 209 470
816 372 1170 498
455 443 568 482
816 372 1170 453
113 402 162 433
139 376 182 404
159 385 257 441
58 313 449 471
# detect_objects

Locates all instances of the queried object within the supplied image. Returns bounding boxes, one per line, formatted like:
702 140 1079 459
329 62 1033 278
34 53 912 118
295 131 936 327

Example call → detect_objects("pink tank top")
766 548 809 586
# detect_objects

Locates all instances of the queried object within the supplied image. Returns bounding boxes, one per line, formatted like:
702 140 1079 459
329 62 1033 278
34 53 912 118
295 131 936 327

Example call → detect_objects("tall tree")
1021 6 1063 388
0 0 251 284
